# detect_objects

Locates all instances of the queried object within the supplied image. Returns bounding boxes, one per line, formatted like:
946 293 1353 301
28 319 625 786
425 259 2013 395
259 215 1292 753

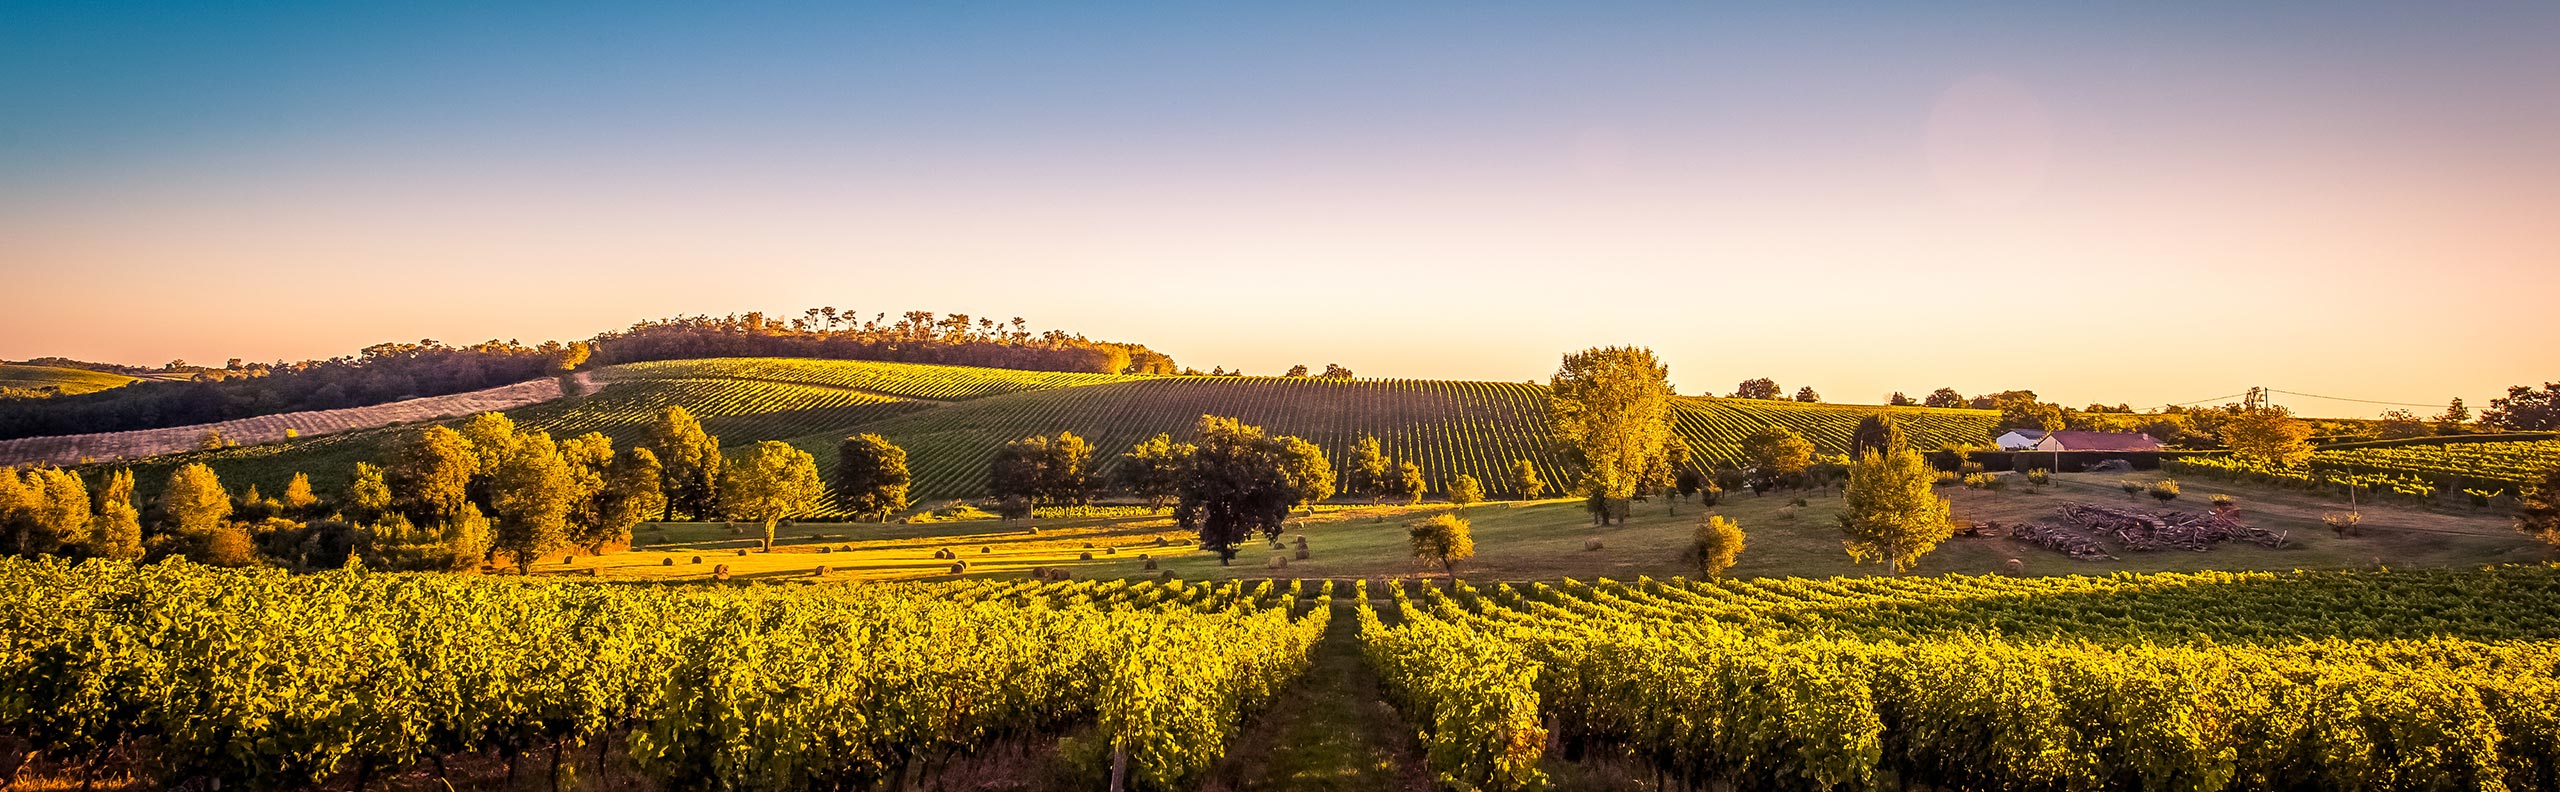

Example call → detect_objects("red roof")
2036 431 2160 452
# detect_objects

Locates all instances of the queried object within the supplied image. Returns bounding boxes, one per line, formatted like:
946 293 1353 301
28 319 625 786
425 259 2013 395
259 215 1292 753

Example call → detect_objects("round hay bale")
2006 558 2026 575
1583 538 1604 551
661 557 675 566
1026 527 1041 535
1268 555 1289 569
1143 558 1159 570
820 546 833 554
1078 551 1093 561
1160 569 1176 581
949 562 966 575
735 549 748 557
689 556 703 565
712 564 731 581
1081 542 1094 549
1104 546 1117 555
1294 547 1310 560
979 546 992 554
584 568 597 577
563 555 575 564
1154 536 1170 547
813 566 829 577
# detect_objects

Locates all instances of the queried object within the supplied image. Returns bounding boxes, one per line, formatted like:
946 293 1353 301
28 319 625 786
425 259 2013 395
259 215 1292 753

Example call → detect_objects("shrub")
1961 473 2006 491
1958 461 1985 475
1688 515 1745 579
2148 479 2181 503
2120 479 2145 498
2026 469 2051 486
2323 511 2362 537
1698 484 1723 507
2211 493 2236 510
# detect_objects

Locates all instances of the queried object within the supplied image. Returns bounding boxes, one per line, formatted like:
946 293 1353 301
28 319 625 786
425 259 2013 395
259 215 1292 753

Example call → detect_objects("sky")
3 1 2555 416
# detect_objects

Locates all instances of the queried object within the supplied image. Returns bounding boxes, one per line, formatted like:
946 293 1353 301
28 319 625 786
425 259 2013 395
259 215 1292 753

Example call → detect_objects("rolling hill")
0 364 140 397
80 357 1998 510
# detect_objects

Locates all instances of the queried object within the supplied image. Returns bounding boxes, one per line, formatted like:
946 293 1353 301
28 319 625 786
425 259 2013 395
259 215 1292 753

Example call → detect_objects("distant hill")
0 364 140 398
93 357 1997 513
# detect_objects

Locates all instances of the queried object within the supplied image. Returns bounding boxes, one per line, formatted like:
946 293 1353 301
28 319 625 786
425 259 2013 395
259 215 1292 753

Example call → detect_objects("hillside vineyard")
132 358 1998 507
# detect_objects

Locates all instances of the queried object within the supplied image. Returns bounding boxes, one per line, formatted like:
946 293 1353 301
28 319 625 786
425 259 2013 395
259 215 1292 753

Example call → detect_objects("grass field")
90 358 2000 510
0 363 138 396
554 470 2545 585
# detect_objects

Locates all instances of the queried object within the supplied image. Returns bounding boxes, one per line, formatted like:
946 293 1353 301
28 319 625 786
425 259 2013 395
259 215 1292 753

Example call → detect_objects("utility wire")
2163 392 2249 407
2264 389 2443 409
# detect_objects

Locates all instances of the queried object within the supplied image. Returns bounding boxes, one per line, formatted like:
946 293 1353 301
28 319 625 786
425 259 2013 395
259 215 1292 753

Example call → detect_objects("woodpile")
2007 521 2115 561
2058 504 2287 551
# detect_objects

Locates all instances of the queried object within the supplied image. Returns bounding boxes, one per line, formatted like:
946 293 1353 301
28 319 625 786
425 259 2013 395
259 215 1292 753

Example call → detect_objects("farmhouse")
2031 430 2162 453
1994 428 2047 450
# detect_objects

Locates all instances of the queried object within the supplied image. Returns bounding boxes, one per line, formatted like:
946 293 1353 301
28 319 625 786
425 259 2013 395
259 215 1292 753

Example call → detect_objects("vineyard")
0 557 1329 791
77 357 1997 513
789 378 1999 504
2167 438 2560 504
1359 566 2560 791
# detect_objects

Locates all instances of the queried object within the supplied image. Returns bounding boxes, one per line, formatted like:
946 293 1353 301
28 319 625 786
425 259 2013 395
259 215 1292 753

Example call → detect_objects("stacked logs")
2058 504 2287 551
2006 521 2116 561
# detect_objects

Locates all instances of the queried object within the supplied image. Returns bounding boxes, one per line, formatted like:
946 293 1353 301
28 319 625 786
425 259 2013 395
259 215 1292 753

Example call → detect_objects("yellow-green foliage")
1361 567 2560 792
0 558 1326 791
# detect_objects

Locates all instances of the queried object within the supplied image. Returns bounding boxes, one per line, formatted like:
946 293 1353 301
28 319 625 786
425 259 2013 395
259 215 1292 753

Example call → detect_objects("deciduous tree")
2483 383 2560 431
646 405 723 521
1277 437 1336 516
835 433 912 522
1173 416 1307 564
160 462 232 538
1740 425 1813 488
1549 347 1674 525
1407 513 1474 576
1116 433 1192 512
1449 474 1484 508
1849 414 1907 459
490 431 574 572
345 462 393 524
1794 386 1821 403
1510 459 1545 500
589 447 664 551
1838 446 1953 575
2221 408 2315 467
722 440 822 552
390 426 476 526
1345 435 1391 504
1924 387 1967 409
1731 378 1782 400
87 469 144 560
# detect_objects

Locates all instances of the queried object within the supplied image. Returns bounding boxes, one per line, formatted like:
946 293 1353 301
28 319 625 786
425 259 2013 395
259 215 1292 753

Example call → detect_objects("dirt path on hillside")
1203 593 1434 792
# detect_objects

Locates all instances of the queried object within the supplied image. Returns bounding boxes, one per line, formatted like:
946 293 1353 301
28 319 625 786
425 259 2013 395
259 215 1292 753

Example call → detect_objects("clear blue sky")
4 2 2555 413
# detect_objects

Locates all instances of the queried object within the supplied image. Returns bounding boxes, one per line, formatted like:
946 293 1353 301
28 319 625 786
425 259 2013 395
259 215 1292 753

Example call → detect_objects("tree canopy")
835 433 912 522
1173 416 1317 564
1548 346 1675 523
722 441 824 550
1838 446 1953 574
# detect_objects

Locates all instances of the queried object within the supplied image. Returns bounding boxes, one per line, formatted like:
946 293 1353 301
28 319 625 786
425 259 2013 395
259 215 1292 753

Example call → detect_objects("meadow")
0 363 138 396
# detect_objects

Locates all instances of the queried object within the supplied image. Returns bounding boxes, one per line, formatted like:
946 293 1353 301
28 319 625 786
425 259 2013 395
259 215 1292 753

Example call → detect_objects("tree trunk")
1106 745 1129 792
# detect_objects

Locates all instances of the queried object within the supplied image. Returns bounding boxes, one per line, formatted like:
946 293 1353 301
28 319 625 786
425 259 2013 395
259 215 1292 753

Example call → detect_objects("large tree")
489 431 575 572
1276 436 1336 517
2221 408 2315 467
835 433 912 522
1793 386 1822 403
588 446 665 551
1923 387 1967 409
1116 433 1193 512
389 426 477 526
558 432 616 546
1838 446 1953 575
1173 416 1309 564
1548 347 1675 525
2483 383 2560 431
722 440 823 551
345 462 393 524
646 405 723 521
1987 391 2066 433
1038 431 1097 506
1388 461 1426 505
1731 378 1782 400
